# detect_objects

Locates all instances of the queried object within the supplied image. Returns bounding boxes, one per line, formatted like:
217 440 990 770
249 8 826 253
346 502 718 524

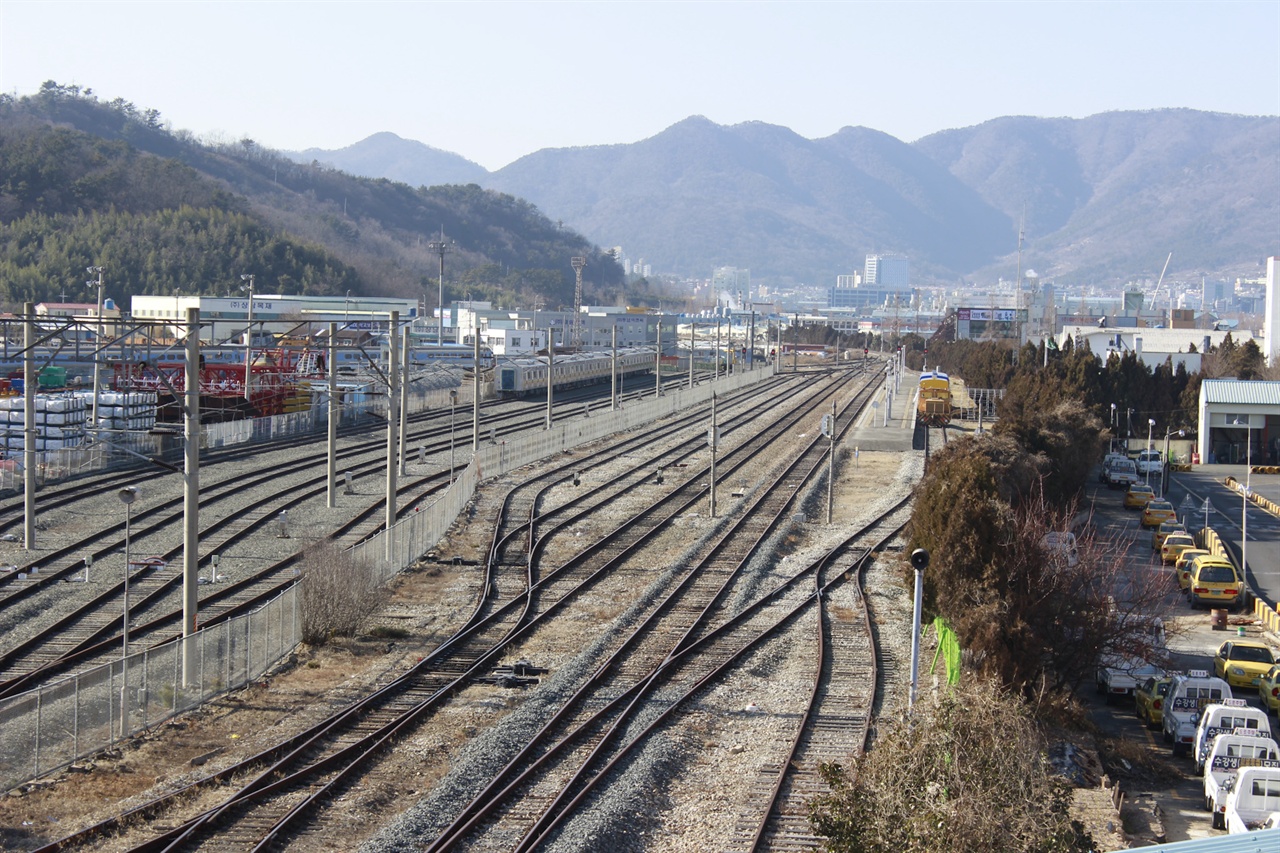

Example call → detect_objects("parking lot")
1083 467 1280 845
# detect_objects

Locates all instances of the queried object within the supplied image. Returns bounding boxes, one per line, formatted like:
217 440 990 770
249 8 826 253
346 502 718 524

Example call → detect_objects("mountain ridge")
290 109 1279 285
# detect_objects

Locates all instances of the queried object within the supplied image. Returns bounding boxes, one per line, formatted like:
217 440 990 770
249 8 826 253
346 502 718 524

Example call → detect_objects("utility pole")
571 256 586 350
182 308 200 682
826 400 836 524
398 323 410 475
709 392 718 518
545 328 554 429
240 274 255 406
327 322 337 508
428 228 451 347
472 332 481 452
688 321 695 389
749 310 756 371
611 325 619 409
793 313 799 373
22 303 35 549
87 266 105 428
655 322 662 396
385 310 399 561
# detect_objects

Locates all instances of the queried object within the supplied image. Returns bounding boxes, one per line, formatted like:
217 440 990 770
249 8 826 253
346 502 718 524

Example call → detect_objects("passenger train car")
917 369 954 427
498 348 654 396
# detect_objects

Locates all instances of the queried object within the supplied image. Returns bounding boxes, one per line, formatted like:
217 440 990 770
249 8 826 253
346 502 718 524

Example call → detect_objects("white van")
1137 449 1163 475
1163 670 1233 757
1194 699 1273 773
1040 531 1079 570
1203 730 1280 829
1225 766 1280 833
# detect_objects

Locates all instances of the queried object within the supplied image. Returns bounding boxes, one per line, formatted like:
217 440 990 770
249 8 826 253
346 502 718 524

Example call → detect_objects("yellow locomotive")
917 370 953 427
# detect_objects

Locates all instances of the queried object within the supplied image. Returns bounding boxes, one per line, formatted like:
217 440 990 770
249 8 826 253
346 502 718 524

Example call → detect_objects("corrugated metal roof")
1201 379 1280 406
1109 827 1280 852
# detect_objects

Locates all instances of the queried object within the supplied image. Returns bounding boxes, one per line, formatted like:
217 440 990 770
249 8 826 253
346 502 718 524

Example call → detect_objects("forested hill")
0 83 622 311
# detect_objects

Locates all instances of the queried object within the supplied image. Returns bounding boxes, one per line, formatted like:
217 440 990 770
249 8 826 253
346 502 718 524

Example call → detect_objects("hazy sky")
3 1 1277 171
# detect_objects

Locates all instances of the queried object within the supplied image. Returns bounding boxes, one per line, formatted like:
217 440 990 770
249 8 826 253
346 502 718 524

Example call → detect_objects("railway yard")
0 363 929 852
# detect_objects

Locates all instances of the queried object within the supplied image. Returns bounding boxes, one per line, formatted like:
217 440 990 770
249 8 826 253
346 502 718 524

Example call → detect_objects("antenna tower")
571 256 586 349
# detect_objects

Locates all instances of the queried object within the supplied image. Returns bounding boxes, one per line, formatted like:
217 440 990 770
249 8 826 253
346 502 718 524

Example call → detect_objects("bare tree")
298 541 385 645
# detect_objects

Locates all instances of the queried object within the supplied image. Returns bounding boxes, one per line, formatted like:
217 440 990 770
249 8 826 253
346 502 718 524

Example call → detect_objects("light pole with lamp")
908 548 929 709
1145 418 1155 485
1160 427 1185 499
344 290 351 328
117 485 138 738
240 274 255 405
87 266 105 428
1110 403 1117 452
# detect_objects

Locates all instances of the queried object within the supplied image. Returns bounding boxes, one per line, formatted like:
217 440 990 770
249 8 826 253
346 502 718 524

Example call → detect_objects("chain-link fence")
0 584 298 791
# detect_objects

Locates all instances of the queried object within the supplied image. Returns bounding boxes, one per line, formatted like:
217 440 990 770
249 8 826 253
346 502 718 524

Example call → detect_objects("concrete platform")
845 370 919 453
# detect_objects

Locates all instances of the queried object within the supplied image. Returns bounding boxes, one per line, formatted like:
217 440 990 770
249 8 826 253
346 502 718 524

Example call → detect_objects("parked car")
1135 674 1174 729
1097 658 1164 705
1215 640 1279 690
1039 531 1079 569
1194 698 1272 774
1261 664 1280 716
1161 532 1197 564
1190 556 1245 610
1176 548 1212 592
1203 730 1280 829
1101 452 1129 484
1142 500 1177 529
1124 483 1156 509
1152 518 1187 549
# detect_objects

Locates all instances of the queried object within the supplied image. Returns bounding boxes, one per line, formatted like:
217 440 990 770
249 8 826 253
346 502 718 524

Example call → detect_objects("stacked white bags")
0 394 88 451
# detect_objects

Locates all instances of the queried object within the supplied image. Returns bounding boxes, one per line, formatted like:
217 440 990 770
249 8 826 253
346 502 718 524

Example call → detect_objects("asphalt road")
1082 469 1280 847
1165 464 1280 609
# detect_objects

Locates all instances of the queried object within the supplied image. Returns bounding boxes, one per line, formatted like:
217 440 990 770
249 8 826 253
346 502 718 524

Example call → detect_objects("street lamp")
1110 403 1117 452
117 485 137 738
1145 418 1156 485
1160 427 1185 499
86 266 105 428
240 274 255 405
908 548 929 709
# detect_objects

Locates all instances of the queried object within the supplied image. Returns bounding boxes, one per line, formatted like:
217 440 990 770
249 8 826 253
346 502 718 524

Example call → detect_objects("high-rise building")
712 267 751 301
864 255 909 288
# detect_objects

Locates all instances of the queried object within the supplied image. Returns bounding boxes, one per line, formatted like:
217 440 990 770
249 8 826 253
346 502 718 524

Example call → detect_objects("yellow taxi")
1259 664 1280 715
1151 518 1186 549
1160 532 1196 564
1124 484 1156 509
1175 548 1211 591
1141 499 1177 529
1212 639 1278 689
1188 555 1243 609
1134 674 1173 729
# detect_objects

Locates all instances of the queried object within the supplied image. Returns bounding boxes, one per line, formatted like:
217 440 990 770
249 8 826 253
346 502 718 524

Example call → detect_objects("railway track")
25 366 884 852
0 378 718 697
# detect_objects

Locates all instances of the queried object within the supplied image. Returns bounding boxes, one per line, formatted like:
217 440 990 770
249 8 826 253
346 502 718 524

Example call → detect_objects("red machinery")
113 350 302 422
